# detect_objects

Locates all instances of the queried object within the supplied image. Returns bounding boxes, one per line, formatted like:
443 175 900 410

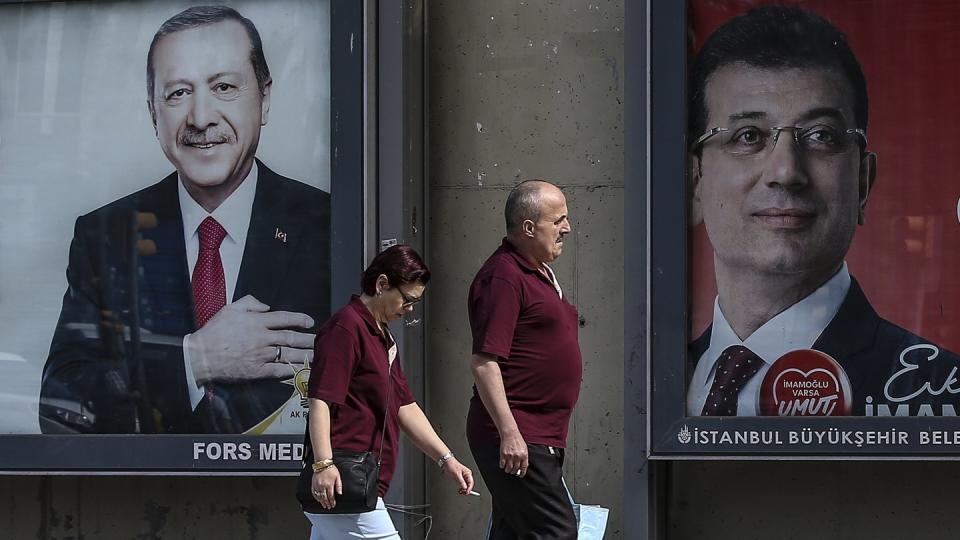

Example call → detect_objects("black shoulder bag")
296 386 391 514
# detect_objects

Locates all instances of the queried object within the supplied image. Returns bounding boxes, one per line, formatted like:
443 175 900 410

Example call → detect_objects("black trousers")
471 443 577 540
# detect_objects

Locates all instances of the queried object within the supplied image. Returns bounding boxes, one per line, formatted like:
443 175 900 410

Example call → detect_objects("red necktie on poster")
700 345 763 416
192 217 228 328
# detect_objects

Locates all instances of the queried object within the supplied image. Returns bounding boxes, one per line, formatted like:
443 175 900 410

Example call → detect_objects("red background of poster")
689 0 960 353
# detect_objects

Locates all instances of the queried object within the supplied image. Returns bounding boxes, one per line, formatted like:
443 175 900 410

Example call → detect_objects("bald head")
504 180 571 265
504 180 560 233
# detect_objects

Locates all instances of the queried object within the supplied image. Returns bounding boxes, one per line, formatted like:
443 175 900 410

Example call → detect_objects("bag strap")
375 380 390 468
374 326 395 467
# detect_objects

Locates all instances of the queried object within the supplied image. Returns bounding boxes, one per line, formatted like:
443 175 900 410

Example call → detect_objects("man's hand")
189 295 315 384
499 428 529 478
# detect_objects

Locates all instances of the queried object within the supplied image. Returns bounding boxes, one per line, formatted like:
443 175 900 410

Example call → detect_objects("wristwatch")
437 451 455 468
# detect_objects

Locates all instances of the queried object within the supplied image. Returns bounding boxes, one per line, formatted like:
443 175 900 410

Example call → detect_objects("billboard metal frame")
0 0 396 475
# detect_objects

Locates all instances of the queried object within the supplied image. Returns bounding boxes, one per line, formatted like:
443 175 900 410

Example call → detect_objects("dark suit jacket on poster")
688 278 960 416
40 161 330 434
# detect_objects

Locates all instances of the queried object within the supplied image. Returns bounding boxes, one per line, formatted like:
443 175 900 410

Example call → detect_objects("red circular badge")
759 350 852 416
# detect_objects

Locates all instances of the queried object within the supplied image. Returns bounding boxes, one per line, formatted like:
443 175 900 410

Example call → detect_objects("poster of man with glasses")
685 3 960 418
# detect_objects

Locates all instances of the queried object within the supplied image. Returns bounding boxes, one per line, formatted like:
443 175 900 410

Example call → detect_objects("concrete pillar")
426 1 624 537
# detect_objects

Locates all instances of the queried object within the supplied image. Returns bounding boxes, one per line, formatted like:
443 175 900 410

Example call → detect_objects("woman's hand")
311 466 342 510
441 457 475 495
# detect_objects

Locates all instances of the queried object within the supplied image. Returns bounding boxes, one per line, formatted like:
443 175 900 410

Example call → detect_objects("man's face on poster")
149 20 270 194
691 64 874 280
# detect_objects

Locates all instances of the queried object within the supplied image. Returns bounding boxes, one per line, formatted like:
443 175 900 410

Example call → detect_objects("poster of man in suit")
0 1 332 435
686 1 960 418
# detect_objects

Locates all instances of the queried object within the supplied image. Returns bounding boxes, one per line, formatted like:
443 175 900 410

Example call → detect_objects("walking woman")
301 245 473 539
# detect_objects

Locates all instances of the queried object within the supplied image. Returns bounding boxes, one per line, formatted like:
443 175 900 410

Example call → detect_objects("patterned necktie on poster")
700 345 764 416
192 217 229 420
192 216 228 327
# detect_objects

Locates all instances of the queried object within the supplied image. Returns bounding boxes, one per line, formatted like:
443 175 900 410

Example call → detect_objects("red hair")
360 245 430 295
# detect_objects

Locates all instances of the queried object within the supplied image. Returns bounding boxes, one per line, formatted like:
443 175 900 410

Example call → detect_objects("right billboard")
651 0 960 455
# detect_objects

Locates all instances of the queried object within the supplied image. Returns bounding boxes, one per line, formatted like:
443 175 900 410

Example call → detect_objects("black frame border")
0 0 366 474
647 0 960 459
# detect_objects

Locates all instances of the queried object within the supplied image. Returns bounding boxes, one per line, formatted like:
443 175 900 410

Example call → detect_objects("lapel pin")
274 227 287 243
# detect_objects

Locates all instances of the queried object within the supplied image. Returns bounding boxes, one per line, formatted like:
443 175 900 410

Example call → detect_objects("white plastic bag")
565 478 609 539
571 501 609 539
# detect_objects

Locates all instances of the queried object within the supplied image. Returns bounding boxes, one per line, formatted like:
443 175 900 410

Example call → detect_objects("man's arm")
470 352 528 477
41 215 185 433
41 215 312 433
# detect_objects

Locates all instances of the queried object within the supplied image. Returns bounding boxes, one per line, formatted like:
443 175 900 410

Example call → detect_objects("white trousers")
304 498 400 540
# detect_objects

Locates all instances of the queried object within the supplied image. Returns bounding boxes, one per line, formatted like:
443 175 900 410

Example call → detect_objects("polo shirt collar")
347 295 392 346
499 238 563 297
499 237 542 274
348 295 380 333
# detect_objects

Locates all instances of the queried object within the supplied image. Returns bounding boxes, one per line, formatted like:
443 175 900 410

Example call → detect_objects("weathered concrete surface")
426 1 624 538
2 475 308 539
670 460 960 540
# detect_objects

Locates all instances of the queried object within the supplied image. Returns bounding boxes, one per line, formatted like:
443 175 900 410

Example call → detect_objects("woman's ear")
375 274 389 295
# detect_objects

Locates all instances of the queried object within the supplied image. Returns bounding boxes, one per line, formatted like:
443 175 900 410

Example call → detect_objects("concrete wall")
669 461 960 540
1 476 307 539
426 1 624 538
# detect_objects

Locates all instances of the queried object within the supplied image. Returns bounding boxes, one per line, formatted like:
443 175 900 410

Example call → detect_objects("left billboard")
0 0 362 471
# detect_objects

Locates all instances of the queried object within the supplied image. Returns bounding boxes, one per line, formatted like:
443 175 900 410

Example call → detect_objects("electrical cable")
386 503 433 539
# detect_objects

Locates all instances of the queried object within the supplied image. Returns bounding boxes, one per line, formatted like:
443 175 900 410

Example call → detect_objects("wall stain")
137 502 170 540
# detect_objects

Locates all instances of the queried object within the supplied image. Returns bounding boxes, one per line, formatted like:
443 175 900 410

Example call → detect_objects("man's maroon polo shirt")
307 296 415 496
467 238 582 448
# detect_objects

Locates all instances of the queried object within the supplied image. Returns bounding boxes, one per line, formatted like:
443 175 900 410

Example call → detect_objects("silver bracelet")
437 451 455 469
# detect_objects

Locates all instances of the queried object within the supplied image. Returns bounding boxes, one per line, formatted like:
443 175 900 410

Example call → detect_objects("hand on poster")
189 295 315 384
